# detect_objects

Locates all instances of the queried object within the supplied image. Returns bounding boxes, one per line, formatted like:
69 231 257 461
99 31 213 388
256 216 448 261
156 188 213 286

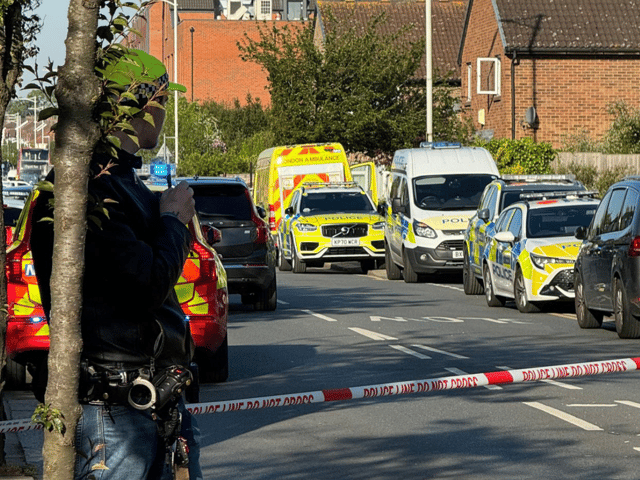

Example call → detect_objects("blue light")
30 317 44 324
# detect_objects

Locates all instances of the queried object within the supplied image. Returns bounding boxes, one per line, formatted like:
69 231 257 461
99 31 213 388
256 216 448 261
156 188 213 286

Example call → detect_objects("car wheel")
292 243 306 273
575 272 603 328
277 242 291 272
483 263 505 307
385 242 402 280
4 358 26 389
463 250 483 295
514 268 540 313
198 335 229 383
402 249 420 283
613 277 640 339
360 259 376 274
255 276 277 311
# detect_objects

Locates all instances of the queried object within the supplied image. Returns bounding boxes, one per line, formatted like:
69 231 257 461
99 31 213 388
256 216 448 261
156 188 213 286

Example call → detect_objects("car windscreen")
192 184 252 220
413 174 495 211
299 191 375 215
526 204 597 239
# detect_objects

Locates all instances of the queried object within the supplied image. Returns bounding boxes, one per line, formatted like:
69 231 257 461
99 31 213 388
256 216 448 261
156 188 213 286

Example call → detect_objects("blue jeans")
74 399 202 480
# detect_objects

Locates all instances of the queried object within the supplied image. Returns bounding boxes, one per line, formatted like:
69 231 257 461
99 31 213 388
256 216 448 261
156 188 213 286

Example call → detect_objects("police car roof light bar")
302 181 359 189
519 190 598 200
419 141 462 149
502 174 577 183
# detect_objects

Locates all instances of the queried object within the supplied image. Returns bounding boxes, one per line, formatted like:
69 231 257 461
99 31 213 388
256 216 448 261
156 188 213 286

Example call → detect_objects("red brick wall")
460 0 640 148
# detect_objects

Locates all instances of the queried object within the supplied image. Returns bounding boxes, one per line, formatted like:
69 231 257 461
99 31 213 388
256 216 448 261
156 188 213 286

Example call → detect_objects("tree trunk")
42 0 101 478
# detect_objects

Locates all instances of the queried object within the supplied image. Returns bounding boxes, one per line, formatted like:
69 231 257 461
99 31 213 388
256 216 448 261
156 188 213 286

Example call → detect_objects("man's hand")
160 181 195 224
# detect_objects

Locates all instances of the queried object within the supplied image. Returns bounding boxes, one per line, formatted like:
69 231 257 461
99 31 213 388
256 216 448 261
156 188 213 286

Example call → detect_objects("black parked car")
574 176 640 338
181 176 277 311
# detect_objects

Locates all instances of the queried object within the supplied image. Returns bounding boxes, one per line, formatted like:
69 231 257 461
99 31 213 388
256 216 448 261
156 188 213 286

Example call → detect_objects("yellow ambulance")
253 143 353 248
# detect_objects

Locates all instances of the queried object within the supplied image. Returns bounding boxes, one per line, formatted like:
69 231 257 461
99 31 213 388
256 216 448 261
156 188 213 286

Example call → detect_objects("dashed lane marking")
390 345 431 359
444 367 502 390
497 366 582 390
349 327 398 341
413 345 469 359
277 299 289 305
427 283 464 292
302 309 338 322
566 404 617 407
523 401 603 431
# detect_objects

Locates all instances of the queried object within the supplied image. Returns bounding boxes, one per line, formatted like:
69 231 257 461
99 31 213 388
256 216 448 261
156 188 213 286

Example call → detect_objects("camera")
128 366 193 411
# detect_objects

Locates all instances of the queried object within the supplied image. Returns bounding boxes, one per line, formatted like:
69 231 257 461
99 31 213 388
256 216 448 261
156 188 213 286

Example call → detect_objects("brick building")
459 0 640 148
128 0 313 105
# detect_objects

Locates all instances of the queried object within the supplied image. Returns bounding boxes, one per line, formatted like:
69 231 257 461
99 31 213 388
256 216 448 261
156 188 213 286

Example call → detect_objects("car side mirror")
377 202 387 216
574 226 587 240
494 231 515 244
256 206 267 219
285 206 294 216
478 208 490 222
391 198 406 215
202 225 222 245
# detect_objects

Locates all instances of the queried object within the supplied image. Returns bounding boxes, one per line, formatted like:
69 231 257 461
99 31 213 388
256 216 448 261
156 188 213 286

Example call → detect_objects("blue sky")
21 1 68 91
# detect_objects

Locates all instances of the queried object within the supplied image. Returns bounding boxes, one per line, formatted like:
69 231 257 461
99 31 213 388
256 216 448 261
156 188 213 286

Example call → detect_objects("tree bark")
42 0 101 478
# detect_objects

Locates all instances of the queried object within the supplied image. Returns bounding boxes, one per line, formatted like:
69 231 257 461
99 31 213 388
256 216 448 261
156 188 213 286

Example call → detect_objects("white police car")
481 191 599 313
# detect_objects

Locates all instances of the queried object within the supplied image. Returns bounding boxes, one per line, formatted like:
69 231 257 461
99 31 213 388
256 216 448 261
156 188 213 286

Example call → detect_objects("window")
485 186 499 220
477 57 501 95
507 209 522 238
589 190 612 238
620 188 638 231
603 188 627 234
495 208 514 232
257 0 272 20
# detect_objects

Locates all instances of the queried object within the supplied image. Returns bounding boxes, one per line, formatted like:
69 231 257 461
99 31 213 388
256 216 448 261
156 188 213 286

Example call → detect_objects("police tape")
1 356 638 434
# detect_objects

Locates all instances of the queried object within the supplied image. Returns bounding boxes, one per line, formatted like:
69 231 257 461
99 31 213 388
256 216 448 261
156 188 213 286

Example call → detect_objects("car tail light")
6 241 28 284
245 188 268 244
192 241 217 283
269 204 276 232
629 237 640 257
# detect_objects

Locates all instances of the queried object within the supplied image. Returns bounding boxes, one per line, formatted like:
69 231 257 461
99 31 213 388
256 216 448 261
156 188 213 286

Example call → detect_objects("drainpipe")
511 51 517 139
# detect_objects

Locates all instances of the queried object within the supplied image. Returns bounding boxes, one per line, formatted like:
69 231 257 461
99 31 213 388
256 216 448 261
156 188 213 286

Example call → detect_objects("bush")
552 162 632 197
474 138 556 174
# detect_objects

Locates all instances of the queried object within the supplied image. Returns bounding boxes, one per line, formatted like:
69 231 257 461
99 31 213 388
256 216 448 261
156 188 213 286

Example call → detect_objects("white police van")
384 143 499 282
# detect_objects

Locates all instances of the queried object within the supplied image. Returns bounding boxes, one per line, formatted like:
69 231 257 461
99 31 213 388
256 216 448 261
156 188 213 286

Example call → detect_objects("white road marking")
348 327 398 341
427 283 464 292
497 366 582 390
616 400 640 409
277 299 289 305
459 316 509 324
550 313 576 320
301 310 337 322
413 345 469 359
389 345 431 359
566 404 617 408
633 447 640 453
445 367 502 390
523 401 603 431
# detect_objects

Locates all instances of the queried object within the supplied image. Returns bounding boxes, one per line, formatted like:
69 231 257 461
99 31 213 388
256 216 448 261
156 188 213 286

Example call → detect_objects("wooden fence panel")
556 152 640 174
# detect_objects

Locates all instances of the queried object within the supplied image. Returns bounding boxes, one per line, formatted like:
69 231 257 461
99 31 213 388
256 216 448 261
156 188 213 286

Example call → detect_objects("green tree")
238 12 463 156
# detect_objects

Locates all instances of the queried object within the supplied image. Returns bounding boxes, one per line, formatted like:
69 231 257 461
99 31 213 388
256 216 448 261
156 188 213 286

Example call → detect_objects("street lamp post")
159 0 180 173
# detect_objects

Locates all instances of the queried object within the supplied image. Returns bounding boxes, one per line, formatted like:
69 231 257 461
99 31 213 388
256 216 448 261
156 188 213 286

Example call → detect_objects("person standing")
31 49 202 479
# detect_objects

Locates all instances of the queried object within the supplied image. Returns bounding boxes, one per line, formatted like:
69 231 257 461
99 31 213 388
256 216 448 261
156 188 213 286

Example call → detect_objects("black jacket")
31 149 194 370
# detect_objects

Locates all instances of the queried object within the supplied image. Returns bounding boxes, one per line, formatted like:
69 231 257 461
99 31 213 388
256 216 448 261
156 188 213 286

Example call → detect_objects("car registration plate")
452 251 463 259
331 238 360 247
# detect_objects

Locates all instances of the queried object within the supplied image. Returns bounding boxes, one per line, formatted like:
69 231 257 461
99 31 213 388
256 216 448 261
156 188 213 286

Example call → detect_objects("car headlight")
296 223 317 232
413 220 437 239
530 253 574 270
371 221 385 230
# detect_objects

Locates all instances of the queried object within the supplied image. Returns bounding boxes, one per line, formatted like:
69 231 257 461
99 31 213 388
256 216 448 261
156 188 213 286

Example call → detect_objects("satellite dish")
525 107 537 126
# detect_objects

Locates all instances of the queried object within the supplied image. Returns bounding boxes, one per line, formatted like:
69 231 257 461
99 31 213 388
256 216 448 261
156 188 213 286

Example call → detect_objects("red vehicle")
5 189 229 387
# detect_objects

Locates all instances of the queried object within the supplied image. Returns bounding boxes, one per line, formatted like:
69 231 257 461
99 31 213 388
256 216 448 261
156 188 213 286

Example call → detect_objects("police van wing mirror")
391 198 405 214
285 206 294 216
377 202 387 215
574 226 587 240
478 208 490 222
202 225 222 245
494 231 515 244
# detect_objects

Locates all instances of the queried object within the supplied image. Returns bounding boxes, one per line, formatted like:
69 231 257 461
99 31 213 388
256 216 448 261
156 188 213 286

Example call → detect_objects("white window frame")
476 57 501 95
466 63 472 102
256 0 272 20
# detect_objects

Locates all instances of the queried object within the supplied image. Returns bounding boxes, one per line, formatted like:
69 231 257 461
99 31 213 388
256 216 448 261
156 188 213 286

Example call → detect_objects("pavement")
0 264 387 479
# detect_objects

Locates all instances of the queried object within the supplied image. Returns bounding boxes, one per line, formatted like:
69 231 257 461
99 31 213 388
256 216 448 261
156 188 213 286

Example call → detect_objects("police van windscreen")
527 205 597 239
413 174 495 211
300 191 375 215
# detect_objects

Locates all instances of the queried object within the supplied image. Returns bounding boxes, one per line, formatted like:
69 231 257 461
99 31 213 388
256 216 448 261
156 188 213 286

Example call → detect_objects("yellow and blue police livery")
463 175 585 296
481 191 599 313
278 182 385 274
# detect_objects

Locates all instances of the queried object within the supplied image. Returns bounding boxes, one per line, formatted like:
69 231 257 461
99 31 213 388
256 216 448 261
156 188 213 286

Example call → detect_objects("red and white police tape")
2 356 639 434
